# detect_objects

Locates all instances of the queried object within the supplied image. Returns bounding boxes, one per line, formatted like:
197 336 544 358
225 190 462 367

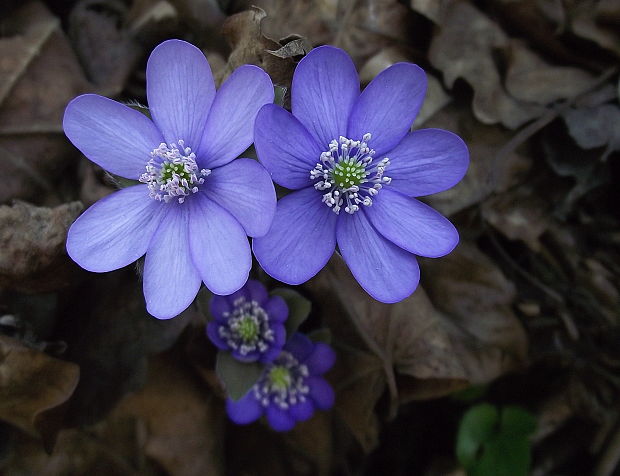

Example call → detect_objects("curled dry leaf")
0 1 90 204
0 201 83 293
217 6 298 88
0 335 79 442
428 1 542 129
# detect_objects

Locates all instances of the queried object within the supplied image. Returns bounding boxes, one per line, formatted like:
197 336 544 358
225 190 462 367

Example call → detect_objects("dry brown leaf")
506 41 595 105
0 1 90 204
0 201 83 293
409 0 454 23
482 185 552 252
68 0 147 94
422 104 533 217
428 1 542 129
0 335 79 441
420 241 528 385
217 6 297 88
111 353 224 476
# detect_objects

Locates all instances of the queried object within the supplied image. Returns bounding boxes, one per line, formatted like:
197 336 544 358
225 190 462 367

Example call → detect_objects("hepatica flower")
253 46 469 303
63 40 275 319
207 280 287 363
226 333 335 431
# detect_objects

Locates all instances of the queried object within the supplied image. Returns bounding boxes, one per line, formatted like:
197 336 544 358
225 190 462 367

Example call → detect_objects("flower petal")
366 188 459 258
226 393 263 425
63 95 162 179
146 39 216 149
206 322 228 350
253 187 337 285
263 296 288 323
304 342 336 376
143 204 202 319
210 295 231 320
188 194 251 296
386 129 469 196
289 399 315 422
307 376 335 410
199 65 274 168
254 104 323 190
348 63 427 155
284 333 314 362
266 405 296 431
66 185 164 272
245 280 269 305
337 211 420 303
292 46 359 146
204 159 276 237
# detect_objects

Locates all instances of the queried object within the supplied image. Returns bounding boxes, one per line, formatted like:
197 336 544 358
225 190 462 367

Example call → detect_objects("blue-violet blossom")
253 46 469 303
207 279 287 363
226 333 335 431
64 40 276 319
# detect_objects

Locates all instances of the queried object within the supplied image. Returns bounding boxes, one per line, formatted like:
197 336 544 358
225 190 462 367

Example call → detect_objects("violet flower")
64 40 276 319
207 280 287 363
253 46 469 303
226 333 335 431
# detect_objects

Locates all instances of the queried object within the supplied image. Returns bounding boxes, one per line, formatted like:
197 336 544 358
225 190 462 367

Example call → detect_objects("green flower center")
268 366 292 391
332 160 366 188
237 316 259 342
160 161 191 183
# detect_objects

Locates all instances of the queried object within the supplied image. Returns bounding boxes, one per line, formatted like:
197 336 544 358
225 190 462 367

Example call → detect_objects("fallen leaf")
111 353 224 476
217 6 297 89
0 335 79 443
57 269 191 427
482 185 552 251
428 2 542 129
0 1 90 204
506 41 595 105
0 201 83 293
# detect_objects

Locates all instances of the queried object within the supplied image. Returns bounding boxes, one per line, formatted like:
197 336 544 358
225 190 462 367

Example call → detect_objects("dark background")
0 0 618 475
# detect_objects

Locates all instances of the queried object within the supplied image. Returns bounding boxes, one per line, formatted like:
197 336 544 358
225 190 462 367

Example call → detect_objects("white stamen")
309 133 391 215
139 140 210 204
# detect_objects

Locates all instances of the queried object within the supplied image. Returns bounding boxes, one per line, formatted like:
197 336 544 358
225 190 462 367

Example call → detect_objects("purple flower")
252 46 469 303
207 280 288 363
226 333 335 431
63 39 276 319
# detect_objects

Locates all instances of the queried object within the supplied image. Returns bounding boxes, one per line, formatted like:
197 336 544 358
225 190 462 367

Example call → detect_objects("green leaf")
451 384 489 403
456 404 536 476
501 406 537 437
274 85 287 106
456 403 499 468
270 287 311 339
307 327 332 344
215 351 264 401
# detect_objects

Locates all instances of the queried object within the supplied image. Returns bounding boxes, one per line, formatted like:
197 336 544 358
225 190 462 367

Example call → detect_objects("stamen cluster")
252 351 310 410
218 296 275 357
140 140 210 204
309 133 391 214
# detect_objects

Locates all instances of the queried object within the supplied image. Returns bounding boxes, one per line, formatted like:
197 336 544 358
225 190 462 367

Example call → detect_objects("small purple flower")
207 280 288 363
226 333 335 431
63 39 276 319
252 46 469 303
